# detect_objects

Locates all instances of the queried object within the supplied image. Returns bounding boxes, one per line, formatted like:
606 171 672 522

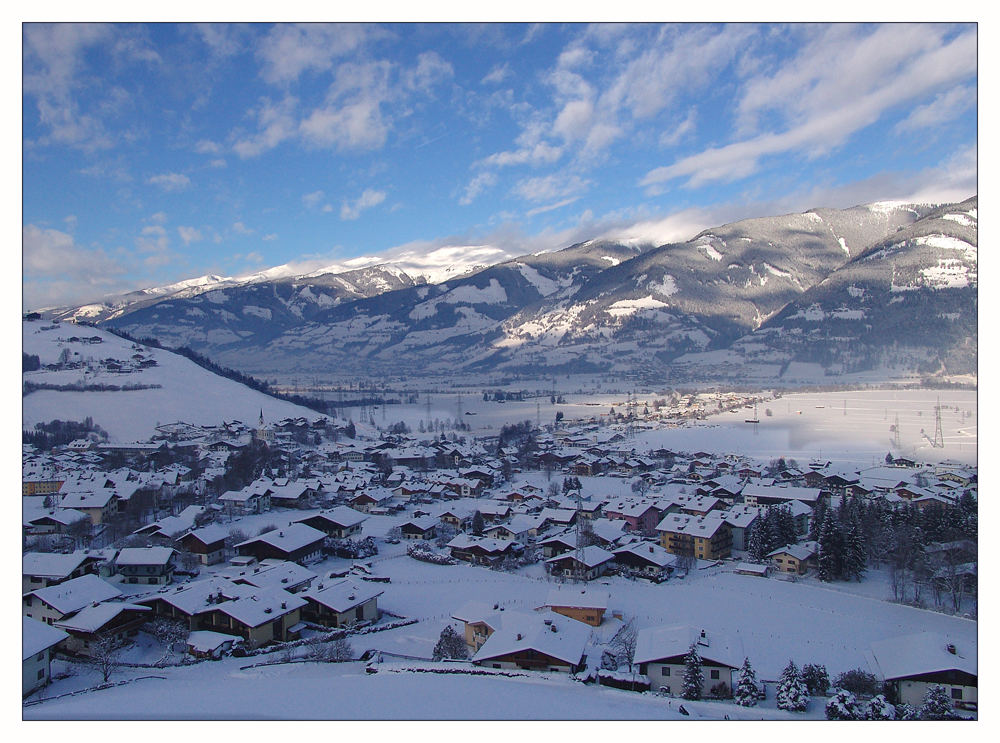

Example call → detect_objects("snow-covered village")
20 19 979 729
20 317 978 722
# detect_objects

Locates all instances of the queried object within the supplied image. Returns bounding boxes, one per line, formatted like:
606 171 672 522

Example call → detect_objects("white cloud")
459 172 498 206
233 96 298 158
340 189 387 220
481 63 510 85
895 85 976 134
302 190 325 209
660 107 697 148
195 139 221 154
262 234 278 242
404 51 454 93
23 224 122 279
513 173 590 203
300 98 388 151
256 23 378 85
526 197 580 217
147 172 191 191
232 222 253 236
553 99 595 142
642 27 977 190
178 226 203 245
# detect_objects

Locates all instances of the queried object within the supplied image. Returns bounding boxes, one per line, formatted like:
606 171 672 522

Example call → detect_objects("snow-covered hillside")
22 321 325 441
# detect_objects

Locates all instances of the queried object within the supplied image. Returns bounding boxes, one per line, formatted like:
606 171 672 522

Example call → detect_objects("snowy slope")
22 321 325 440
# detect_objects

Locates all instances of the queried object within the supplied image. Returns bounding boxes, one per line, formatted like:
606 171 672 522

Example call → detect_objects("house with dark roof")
867 632 977 710
236 523 326 565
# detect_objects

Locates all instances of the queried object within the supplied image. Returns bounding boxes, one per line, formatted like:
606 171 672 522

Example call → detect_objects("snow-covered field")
22 322 323 441
348 388 976 467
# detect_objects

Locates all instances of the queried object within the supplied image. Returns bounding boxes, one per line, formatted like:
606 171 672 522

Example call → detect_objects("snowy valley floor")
24 506 976 720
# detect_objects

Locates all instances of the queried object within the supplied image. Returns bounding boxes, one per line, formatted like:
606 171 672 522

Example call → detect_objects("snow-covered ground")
22 322 325 441
346 388 976 467
24 656 826 720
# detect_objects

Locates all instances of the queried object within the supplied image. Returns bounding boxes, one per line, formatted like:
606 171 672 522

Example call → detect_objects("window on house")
710 670 720 680
661 667 671 676
37 669 46 680
951 688 963 700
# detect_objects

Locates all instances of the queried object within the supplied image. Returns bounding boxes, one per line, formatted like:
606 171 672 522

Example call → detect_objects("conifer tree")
825 689 863 720
844 519 867 581
681 643 704 700
818 510 842 581
734 657 760 707
776 659 810 711
747 520 767 563
866 694 897 720
432 625 469 661
919 684 958 720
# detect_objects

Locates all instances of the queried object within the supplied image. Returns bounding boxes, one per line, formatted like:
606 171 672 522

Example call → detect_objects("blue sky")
22 21 978 309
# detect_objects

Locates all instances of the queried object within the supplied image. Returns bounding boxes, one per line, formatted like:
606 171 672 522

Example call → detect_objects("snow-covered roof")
22 551 91 579
635 625 743 668
187 630 242 653
23 616 68 660
54 602 151 634
543 587 609 611
27 574 122 615
868 632 977 681
741 484 823 503
116 547 176 566
298 505 368 529
471 610 590 666
766 540 819 561
544 545 615 568
178 523 230 546
302 579 384 613
215 588 307 628
612 542 678 568
222 559 317 591
721 505 761 528
237 523 326 553
447 534 516 553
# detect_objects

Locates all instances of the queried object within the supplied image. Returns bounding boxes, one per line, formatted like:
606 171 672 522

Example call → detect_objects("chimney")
550 624 557 632
264 607 272 614
281 602 287 609
544 619 552 626
947 643 957 655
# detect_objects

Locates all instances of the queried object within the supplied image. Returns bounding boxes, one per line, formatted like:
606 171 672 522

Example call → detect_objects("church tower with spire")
253 408 274 443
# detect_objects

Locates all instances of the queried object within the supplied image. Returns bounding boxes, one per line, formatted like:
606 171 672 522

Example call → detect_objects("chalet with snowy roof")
867 632 977 710
294 506 368 539
301 579 383 628
22 550 105 593
115 547 177 585
451 602 504 652
58 489 118 524
132 505 206 542
348 488 394 513
176 524 229 565
613 542 678 580
913 493 956 511
23 617 68 697
219 487 271 515
23 574 123 625
54 602 152 656
538 507 577 529
603 501 660 536
635 626 743 697
484 514 544 542
22 504 90 536
22 475 65 496
766 540 819 575
222 558 317 593
435 504 476 529
540 587 610 626
399 516 440 540
539 531 577 559
656 512 732 560
545 545 615 581
447 534 522 566
236 523 326 565
471 610 590 673
721 505 761 552
211 589 308 648
741 484 825 509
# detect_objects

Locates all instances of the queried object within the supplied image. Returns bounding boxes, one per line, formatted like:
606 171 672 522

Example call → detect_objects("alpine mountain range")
43 196 977 386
